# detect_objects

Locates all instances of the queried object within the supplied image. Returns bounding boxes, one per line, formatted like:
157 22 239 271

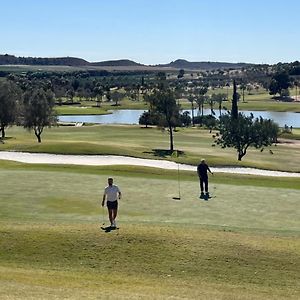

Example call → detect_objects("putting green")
1 169 299 231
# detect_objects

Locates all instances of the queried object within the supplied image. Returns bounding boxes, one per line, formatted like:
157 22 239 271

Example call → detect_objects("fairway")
0 163 299 299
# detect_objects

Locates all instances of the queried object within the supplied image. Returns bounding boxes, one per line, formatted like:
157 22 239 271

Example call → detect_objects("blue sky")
1 0 299 64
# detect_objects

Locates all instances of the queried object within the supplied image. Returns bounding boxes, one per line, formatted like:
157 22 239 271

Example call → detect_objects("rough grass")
0 163 299 299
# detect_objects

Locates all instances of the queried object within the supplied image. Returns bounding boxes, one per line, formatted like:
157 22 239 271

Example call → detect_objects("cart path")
0 151 299 177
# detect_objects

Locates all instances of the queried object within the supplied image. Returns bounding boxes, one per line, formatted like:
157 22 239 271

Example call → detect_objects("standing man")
197 159 213 199
102 177 121 228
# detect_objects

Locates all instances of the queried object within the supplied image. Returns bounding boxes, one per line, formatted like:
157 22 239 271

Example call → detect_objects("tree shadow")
0 136 15 143
143 149 185 158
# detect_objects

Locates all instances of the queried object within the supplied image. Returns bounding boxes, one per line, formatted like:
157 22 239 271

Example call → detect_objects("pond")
58 109 300 128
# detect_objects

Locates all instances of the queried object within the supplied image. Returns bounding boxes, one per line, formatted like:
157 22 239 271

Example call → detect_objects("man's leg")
112 208 118 227
204 178 211 199
199 178 205 198
204 178 209 193
200 178 204 192
108 208 114 226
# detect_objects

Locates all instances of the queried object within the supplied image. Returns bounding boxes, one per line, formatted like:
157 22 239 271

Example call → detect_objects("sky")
1 0 300 65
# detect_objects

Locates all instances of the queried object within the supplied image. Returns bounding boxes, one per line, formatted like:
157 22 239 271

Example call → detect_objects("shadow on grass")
143 149 185 158
0 136 15 144
101 226 119 233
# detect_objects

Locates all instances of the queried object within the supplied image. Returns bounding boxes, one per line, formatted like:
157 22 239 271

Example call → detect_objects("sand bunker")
0 151 299 178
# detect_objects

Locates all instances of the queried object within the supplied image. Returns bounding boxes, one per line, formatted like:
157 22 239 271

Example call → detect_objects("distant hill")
90 59 144 67
0 54 254 70
0 54 89 66
157 59 252 70
0 55 143 67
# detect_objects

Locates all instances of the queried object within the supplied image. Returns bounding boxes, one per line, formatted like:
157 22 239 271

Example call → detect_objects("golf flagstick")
172 150 181 200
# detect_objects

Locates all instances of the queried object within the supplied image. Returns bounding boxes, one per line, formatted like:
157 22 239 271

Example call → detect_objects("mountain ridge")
0 54 254 70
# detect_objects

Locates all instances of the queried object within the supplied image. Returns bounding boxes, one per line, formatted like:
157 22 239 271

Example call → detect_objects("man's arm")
197 165 201 177
118 191 122 200
207 166 213 175
102 194 106 207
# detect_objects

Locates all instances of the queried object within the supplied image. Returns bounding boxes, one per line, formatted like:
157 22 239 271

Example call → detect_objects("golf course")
0 124 300 299
2 0 300 298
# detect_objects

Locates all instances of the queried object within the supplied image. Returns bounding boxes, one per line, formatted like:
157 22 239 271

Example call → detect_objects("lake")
58 109 300 128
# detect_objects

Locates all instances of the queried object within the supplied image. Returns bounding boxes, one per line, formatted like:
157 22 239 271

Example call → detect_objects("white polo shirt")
104 185 121 202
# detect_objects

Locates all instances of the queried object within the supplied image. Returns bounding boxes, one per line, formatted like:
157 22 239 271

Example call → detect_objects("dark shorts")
107 200 118 210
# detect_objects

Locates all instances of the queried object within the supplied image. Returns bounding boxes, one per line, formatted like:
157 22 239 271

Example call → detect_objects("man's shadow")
101 226 119 233
200 194 214 201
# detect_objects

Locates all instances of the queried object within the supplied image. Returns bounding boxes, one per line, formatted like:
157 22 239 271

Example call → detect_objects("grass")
0 121 299 299
2 125 300 172
55 105 109 115
0 162 299 299
55 97 300 115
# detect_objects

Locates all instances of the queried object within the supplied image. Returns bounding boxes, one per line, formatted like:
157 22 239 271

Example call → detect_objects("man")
102 177 121 228
197 159 213 199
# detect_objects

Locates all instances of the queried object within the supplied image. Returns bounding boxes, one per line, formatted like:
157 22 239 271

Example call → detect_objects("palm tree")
187 94 195 126
240 82 246 102
196 86 208 116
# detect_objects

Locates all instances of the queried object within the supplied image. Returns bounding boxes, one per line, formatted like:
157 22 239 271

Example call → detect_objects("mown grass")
55 105 109 115
0 163 299 299
2 125 300 172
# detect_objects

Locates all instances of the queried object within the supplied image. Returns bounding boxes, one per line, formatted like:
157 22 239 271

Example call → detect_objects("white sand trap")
0 151 299 177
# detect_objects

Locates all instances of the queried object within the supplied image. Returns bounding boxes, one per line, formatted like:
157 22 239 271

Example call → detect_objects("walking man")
197 159 213 199
102 177 122 228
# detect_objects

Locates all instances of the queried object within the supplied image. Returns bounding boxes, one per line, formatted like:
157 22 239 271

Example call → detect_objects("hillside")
0 54 254 70
0 54 89 66
157 59 252 70
90 59 144 67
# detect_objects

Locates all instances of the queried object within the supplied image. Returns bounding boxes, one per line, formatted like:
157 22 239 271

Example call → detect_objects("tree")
215 113 279 160
195 85 208 116
93 85 104 107
187 94 195 126
196 95 208 117
177 69 185 79
269 71 291 97
294 79 299 101
65 88 75 103
240 82 246 102
213 93 227 116
231 80 238 119
156 72 167 90
0 80 20 139
146 89 180 152
215 81 279 160
111 91 123 106
208 94 216 116
138 111 159 128
180 111 191 127
23 88 57 143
